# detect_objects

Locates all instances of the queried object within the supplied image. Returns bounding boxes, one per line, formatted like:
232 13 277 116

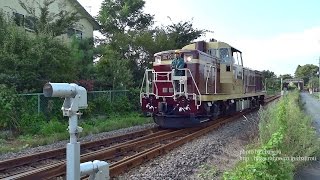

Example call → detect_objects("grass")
266 90 280 95
197 164 219 179
0 112 152 154
311 92 320 100
223 91 320 179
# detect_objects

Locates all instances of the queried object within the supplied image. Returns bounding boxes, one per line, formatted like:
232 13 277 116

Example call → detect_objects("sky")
78 0 320 76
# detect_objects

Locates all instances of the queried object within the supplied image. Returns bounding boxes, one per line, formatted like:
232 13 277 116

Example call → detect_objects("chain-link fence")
19 90 129 119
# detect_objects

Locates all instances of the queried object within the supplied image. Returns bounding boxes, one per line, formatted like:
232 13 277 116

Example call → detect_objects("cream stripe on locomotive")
153 58 214 66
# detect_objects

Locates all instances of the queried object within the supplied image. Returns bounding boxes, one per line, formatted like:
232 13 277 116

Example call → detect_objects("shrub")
39 117 66 136
0 84 23 132
20 114 46 135
112 96 134 114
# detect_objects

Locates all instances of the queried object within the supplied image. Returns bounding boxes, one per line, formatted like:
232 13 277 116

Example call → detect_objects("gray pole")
280 77 283 96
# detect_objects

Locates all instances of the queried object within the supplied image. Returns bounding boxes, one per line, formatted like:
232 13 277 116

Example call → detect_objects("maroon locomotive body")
140 40 265 128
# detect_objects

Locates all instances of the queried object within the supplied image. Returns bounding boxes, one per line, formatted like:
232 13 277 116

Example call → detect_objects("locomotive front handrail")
140 68 202 109
173 68 202 109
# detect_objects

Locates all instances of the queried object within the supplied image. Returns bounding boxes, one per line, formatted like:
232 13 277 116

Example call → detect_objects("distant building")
0 0 100 40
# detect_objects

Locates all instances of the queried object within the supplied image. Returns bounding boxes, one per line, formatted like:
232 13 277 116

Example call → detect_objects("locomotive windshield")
161 53 174 60
219 48 232 64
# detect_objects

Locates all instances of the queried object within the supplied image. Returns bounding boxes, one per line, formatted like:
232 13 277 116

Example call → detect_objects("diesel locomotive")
140 40 265 128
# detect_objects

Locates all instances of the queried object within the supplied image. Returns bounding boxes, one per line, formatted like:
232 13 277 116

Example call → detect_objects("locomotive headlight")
184 55 193 62
155 56 161 64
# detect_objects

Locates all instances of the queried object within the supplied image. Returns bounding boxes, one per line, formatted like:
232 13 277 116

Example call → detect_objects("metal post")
43 83 88 180
264 78 267 92
66 99 80 180
37 94 41 114
318 57 320 99
280 78 284 96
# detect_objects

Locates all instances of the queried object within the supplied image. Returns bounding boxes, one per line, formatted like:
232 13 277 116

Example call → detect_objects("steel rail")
0 127 162 172
2 95 280 179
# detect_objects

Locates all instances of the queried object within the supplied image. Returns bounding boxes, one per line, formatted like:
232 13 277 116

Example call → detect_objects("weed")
197 164 219 180
224 91 320 180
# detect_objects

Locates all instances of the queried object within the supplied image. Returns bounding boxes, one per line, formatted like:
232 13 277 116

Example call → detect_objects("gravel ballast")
116 112 260 180
0 111 261 180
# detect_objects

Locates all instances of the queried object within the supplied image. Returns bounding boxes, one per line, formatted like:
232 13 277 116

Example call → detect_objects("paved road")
294 92 320 180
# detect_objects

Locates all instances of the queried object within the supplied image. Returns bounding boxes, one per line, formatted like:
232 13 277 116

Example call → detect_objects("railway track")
0 127 166 179
0 95 280 179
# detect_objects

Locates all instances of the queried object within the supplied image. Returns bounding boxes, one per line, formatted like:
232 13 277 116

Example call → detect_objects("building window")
67 28 83 39
13 12 24 26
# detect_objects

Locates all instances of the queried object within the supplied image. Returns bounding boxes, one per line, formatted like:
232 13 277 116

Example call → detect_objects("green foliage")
308 77 319 89
19 114 46 135
98 0 153 36
127 88 141 111
279 74 293 80
197 165 219 179
224 92 319 180
0 85 22 131
95 47 133 89
0 12 79 92
39 117 66 136
96 0 207 88
79 113 152 137
166 20 206 49
112 96 134 114
264 78 281 93
294 64 319 85
70 37 96 80
262 70 277 79
84 92 134 116
261 70 279 93
18 0 81 37
0 113 151 154
0 11 96 93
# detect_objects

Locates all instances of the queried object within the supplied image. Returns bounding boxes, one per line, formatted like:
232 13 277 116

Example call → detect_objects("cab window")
232 51 242 66
219 48 231 64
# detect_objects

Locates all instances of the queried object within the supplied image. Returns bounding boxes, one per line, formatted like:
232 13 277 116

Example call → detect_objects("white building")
0 0 100 40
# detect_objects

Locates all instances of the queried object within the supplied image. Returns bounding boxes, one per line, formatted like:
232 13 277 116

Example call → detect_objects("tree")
18 0 81 37
0 84 23 132
308 77 319 90
261 70 277 79
70 37 96 80
98 0 153 37
294 64 319 85
279 74 293 80
97 0 207 88
0 12 77 92
166 20 206 49
95 47 133 90
261 70 280 92
261 70 277 83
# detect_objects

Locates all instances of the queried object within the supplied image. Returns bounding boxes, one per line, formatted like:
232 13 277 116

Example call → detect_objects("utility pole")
281 77 284 96
318 57 320 99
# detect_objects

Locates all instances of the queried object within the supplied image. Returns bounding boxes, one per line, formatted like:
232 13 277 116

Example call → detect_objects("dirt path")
294 92 320 180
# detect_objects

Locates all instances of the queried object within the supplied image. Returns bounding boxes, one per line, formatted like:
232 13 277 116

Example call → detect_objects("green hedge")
0 84 141 136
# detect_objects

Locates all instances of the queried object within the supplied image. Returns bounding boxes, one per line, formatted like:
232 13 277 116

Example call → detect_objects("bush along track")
223 91 320 180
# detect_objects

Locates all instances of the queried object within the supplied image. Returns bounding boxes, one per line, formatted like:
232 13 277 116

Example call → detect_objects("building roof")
68 0 100 30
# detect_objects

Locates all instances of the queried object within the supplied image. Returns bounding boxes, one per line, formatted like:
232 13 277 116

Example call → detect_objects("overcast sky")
78 0 320 76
